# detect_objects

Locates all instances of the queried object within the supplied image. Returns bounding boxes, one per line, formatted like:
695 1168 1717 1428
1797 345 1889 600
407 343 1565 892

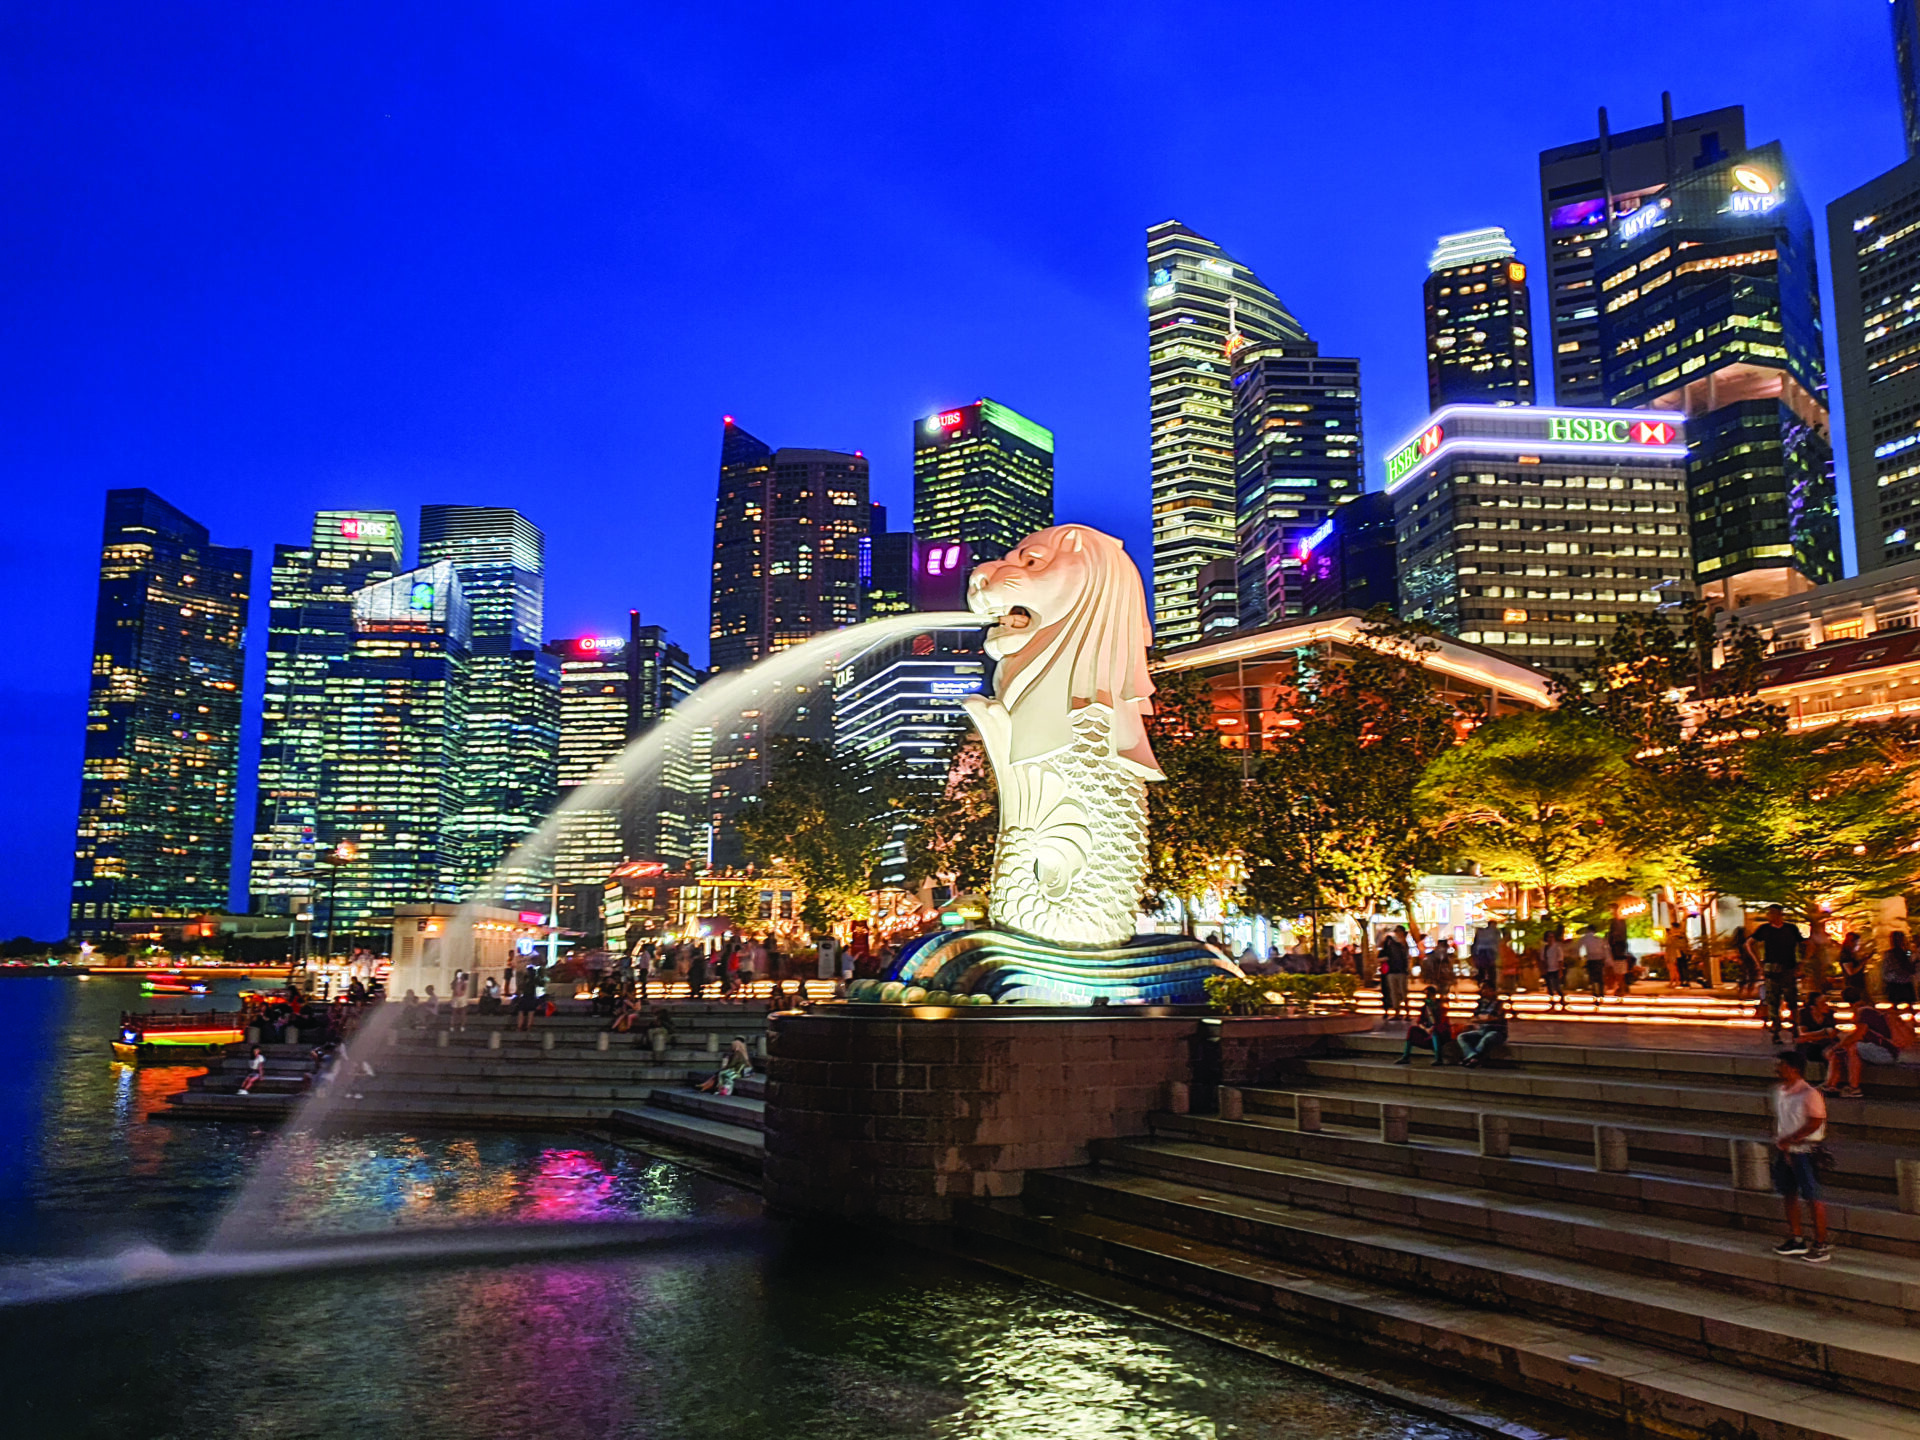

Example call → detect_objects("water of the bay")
0 974 1480 1440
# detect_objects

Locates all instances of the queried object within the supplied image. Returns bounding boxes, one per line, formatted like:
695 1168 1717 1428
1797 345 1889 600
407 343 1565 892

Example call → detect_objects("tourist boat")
112 1009 246 1062
140 978 210 996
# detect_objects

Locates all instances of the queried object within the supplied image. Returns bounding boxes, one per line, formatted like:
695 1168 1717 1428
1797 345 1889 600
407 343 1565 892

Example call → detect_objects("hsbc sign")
1548 416 1679 446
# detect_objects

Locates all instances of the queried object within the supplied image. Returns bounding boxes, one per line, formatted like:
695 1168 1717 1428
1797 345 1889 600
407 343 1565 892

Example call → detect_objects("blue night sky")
0 1 1896 938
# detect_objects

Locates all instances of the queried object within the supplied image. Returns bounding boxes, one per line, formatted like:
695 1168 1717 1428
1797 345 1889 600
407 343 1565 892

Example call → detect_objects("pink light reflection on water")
519 1148 623 1222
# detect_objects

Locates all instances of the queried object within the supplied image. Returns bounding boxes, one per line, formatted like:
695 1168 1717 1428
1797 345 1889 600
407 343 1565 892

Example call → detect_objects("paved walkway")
1354 1012 1781 1054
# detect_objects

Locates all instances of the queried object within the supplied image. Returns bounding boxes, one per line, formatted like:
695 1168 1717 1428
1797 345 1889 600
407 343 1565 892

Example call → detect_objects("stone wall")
762 1009 1371 1225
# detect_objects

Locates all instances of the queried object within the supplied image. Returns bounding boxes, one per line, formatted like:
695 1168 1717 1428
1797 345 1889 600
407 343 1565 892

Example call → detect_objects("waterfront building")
1539 99 1745 406
250 510 403 915
418 505 559 900
315 562 472 932
1384 404 1693 674
1147 220 1310 647
1230 342 1363 627
912 399 1053 568
707 418 870 863
861 503 915 620
833 625 987 888
71 489 251 938
1594 139 1839 606
1300 491 1397 617
1424 228 1534 409
387 903 548 1007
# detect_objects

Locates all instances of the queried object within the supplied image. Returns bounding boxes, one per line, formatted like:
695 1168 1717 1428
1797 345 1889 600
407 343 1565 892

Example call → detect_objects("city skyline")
1 2 1900 937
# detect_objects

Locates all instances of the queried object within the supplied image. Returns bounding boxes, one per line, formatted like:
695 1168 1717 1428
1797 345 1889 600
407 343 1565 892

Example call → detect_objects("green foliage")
736 736 908 932
1416 709 1642 916
1241 611 1467 953
1203 972 1362 1014
1687 726 1920 923
902 731 998 896
1142 669 1251 928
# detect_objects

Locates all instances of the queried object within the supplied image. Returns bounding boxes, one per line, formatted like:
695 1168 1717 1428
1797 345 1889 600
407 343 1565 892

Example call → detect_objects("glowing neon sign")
937 410 965 428
1547 416 1677 445
921 543 965 576
930 680 980 696
1614 200 1668 244
1297 517 1335 558
1386 425 1444 484
340 516 395 543
575 636 624 653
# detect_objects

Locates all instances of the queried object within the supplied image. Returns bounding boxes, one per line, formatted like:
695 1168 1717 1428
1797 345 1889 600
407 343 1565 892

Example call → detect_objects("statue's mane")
995 525 1161 778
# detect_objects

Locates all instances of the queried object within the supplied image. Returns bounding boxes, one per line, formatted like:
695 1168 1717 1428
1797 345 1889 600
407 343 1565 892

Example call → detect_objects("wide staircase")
166 1002 769 1166
957 1032 1920 1440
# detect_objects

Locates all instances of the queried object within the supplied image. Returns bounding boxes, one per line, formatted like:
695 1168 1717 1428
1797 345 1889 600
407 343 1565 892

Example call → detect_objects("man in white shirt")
1770 1050 1830 1263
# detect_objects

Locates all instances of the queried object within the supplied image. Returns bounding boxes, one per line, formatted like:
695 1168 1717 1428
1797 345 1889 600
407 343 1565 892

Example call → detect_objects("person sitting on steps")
1455 981 1509 1067
1396 986 1454 1066
1827 1000 1913 1099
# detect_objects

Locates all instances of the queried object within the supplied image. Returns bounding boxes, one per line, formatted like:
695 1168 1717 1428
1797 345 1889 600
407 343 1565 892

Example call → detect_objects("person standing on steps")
1379 926 1412 1021
1605 910 1632 997
1837 933 1867 1009
1751 905 1806 1044
1882 931 1917 1013
449 971 470 1032
1769 1050 1831 1263
1576 924 1609 1002
1469 921 1500 991
1541 926 1569 1012
687 943 709 1001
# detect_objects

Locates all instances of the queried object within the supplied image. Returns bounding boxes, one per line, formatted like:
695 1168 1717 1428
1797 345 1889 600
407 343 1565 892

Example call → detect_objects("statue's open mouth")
1003 606 1034 631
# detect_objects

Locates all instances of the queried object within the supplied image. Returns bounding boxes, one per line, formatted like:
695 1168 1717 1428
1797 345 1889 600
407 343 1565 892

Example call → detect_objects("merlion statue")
962 525 1159 946
860 522 1240 1006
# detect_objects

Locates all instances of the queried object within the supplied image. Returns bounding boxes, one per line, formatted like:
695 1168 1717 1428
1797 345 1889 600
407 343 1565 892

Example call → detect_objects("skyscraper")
861 502 915 620
251 511 403 914
1595 139 1839 606
316 562 471 931
1300 491 1397 617
1230 341 1364 627
913 398 1054 565
1424 228 1535 408
622 617 702 865
1147 221 1310 648
71 490 251 937
544 630 631 911
418 505 559 899
1539 99 1744 406
1829 10 1920 574
707 419 870 863
1385 405 1693 672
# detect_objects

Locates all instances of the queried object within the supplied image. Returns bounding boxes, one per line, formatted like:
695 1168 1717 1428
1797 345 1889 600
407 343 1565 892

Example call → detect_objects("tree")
1687 726 1920 925
1241 612 1467 956
902 732 998 897
736 736 906 933
1416 709 1642 919
1142 668 1250 932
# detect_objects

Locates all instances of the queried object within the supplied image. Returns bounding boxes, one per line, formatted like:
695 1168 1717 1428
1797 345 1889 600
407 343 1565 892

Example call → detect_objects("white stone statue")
963 525 1162 947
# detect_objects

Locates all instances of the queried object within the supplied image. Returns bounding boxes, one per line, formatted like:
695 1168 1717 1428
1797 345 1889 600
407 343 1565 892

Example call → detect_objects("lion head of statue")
966 524 1161 779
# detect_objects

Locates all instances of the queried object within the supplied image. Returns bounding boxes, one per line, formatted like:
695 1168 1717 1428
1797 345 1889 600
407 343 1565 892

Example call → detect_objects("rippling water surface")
0 976 1474 1440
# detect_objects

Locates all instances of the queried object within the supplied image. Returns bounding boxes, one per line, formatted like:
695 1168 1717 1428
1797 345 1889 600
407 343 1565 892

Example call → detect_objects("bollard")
1899 1159 1920 1215
435 1031 448 1049
1295 1096 1323 1133
1594 1126 1629 1173
245 1027 260 1044
1219 1086 1244 1122
650 1028 668 1055
286 1027 299 1046
1166 1080 1190 1115
488 1030 502 1051
596 1031 609 1052
756 1035 769 1060
542 1030 555 1052
706 1031 720 1055
1479 1113 1511 1159
386 1028 398 1048
1730 1139 1771 1192
1381 1103 1410 1144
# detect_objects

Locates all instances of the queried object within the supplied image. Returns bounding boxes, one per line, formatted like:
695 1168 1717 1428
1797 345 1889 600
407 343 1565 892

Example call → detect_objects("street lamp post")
317 842 359 969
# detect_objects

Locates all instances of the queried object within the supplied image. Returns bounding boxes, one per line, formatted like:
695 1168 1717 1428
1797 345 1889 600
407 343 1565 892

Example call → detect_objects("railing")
121 1009 250 1033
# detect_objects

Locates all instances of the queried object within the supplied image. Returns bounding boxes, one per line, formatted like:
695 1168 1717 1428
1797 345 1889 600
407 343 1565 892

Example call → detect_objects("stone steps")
956 1197 1920 1440
1147 1109 1920 1259
1082 1140 1920 1329
1242 1080 1913 1197
647 1088 766 1133
610 1104 765 1164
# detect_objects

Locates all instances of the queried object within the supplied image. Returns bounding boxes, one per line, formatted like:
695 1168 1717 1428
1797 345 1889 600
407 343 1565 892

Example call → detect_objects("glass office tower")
1230 342 1364 627
1147 220 1309 647
251 510 402 915
316 562 471 932
912 398 1053 565
71 490 251 937
418 505 559 900
1386 405 1693 673
1539 99 1745 406
1424 228 1535 408
1595 140 1839 606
